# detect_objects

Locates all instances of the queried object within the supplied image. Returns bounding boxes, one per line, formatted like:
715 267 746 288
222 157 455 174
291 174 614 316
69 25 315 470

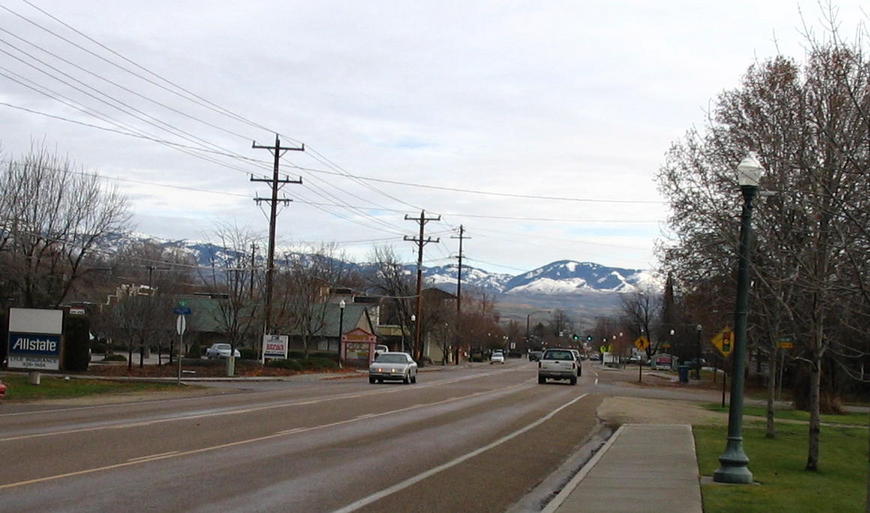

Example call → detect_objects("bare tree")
201 224 261 362
274 244 349 358
656 15 869 472
367 246 416 356
620 287 660 359
0 141 130 308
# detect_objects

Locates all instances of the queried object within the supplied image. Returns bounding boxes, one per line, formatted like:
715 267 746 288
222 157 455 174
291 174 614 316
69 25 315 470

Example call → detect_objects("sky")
0 0 866 274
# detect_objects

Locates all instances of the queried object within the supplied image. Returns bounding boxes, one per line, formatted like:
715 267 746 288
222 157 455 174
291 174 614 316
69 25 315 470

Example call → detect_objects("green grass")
702 403 869 426
1 374 185 401
695 421 868 513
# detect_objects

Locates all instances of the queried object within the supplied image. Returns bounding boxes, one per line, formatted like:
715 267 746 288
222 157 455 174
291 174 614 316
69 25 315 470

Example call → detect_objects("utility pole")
249 242 258 300
251 134 303 339
404 210 440 363
451 225 470 364
143 265 170 366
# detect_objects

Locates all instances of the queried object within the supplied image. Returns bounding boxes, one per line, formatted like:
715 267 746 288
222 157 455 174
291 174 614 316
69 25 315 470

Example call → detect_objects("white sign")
8 355 60 370
7 308 64 371
263 334 289 359
176 315 187 336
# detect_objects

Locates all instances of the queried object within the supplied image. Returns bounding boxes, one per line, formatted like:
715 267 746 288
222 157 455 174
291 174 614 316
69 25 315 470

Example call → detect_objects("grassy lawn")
702 403 869 426
1 374 187 401
695 421 868 513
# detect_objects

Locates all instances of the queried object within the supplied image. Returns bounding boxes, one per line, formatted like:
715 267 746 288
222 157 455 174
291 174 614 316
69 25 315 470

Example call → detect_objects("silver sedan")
369 352 418 384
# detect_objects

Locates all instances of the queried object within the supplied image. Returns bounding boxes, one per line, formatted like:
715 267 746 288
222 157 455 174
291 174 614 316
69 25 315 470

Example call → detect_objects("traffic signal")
586 335 592 342
572 333 579 341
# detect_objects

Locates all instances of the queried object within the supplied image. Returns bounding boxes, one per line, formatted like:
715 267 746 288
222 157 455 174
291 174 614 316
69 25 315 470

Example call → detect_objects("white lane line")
126 451 179 463
0 382 537 491
595 378 599 385
329 392 591 513
0 368 518 442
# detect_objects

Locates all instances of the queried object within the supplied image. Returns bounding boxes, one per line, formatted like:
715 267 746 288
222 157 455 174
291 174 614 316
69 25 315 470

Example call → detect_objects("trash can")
678 365 689 383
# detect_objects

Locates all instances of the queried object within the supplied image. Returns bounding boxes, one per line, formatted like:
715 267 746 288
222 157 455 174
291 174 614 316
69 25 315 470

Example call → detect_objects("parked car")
0 378 6 399
374 344 389 358
369 352 418 384
490 351 505 364
205 343 241 359
538 348 578 385
528 350 543 361
589 353 601 361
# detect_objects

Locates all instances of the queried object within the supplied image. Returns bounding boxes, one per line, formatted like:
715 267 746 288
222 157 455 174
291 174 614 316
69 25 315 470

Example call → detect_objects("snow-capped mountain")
101 233 656 297
424 263 512 294
502 260 654 296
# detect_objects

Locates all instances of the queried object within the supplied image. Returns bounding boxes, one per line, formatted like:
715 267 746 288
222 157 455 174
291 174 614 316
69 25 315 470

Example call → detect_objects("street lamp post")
338 300 345 365
714 152 763 484
409 314 415 356
695 324 703 380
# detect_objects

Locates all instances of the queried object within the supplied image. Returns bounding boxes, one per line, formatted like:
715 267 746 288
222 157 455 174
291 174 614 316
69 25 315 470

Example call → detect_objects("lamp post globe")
714 151 763 484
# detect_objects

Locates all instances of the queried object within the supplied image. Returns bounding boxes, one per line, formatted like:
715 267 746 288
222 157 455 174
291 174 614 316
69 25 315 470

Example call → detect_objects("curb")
541 424 626 513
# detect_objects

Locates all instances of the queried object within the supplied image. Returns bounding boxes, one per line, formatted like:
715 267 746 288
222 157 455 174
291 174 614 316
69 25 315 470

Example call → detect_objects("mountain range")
109 233 659 321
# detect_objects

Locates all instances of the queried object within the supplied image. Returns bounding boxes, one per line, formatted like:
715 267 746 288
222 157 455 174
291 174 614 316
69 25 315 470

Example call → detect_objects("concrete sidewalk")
544 424 702 513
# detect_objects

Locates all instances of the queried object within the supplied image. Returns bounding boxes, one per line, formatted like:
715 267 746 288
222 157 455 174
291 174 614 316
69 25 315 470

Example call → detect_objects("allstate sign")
7 308 64 371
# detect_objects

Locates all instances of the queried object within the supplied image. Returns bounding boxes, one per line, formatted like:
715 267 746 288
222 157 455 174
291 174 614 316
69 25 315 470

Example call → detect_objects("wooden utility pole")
404 210 440 362
451 225 470 364
251 134 303 337
249 242 258 300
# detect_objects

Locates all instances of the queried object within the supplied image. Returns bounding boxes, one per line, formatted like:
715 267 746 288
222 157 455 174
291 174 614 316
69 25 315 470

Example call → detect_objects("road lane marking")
329 392 591 513
0 382 537 491
127 451 179 463
0 368 519 442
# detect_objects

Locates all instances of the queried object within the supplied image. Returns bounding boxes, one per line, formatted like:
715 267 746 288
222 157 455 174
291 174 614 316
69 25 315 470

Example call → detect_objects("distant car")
374 344 389 358
369 352 418 384
205 343 241 359
538 348 578 385
490 351 505 364
528 350 543 361
0 378 6 399
589 353 601 361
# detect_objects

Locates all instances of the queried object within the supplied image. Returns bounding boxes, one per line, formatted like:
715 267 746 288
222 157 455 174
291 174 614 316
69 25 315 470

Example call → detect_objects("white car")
205 343 241 359
490 351 505 364
369 352 417 384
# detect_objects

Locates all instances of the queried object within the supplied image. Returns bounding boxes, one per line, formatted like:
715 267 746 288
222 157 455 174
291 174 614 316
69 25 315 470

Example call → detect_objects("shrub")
266 359 303 371
300 358 338 370
102 353 127 362
91 339 108 354
239 348 258 360
63 315 91 372
182 358 223 367
186 343 201 359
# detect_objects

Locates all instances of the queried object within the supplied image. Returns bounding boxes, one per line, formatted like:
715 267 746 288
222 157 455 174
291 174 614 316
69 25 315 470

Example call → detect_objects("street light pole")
695 324 703 380
338 300 345 366
714 152 763 485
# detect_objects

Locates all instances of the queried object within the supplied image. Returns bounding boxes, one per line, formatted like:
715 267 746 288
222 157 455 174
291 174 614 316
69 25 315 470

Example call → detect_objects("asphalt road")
0 360 618 513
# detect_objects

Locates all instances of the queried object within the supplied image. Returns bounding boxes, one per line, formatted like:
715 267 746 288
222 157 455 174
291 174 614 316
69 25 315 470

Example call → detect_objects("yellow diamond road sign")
711 328 734 356
633 336 650 351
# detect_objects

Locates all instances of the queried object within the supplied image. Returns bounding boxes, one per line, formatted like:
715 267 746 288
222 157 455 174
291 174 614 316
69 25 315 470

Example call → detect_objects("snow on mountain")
103 233 658 297
424 263 512 294
503 260 653 296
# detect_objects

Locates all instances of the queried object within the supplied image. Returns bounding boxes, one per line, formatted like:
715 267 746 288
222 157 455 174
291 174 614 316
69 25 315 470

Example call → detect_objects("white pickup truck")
538 348 579 385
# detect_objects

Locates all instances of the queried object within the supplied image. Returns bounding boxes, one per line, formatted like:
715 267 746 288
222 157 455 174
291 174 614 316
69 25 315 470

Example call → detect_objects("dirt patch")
597 396 726 426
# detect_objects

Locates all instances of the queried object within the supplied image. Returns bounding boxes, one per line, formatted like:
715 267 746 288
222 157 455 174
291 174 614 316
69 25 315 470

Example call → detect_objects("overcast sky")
0 1 865 274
